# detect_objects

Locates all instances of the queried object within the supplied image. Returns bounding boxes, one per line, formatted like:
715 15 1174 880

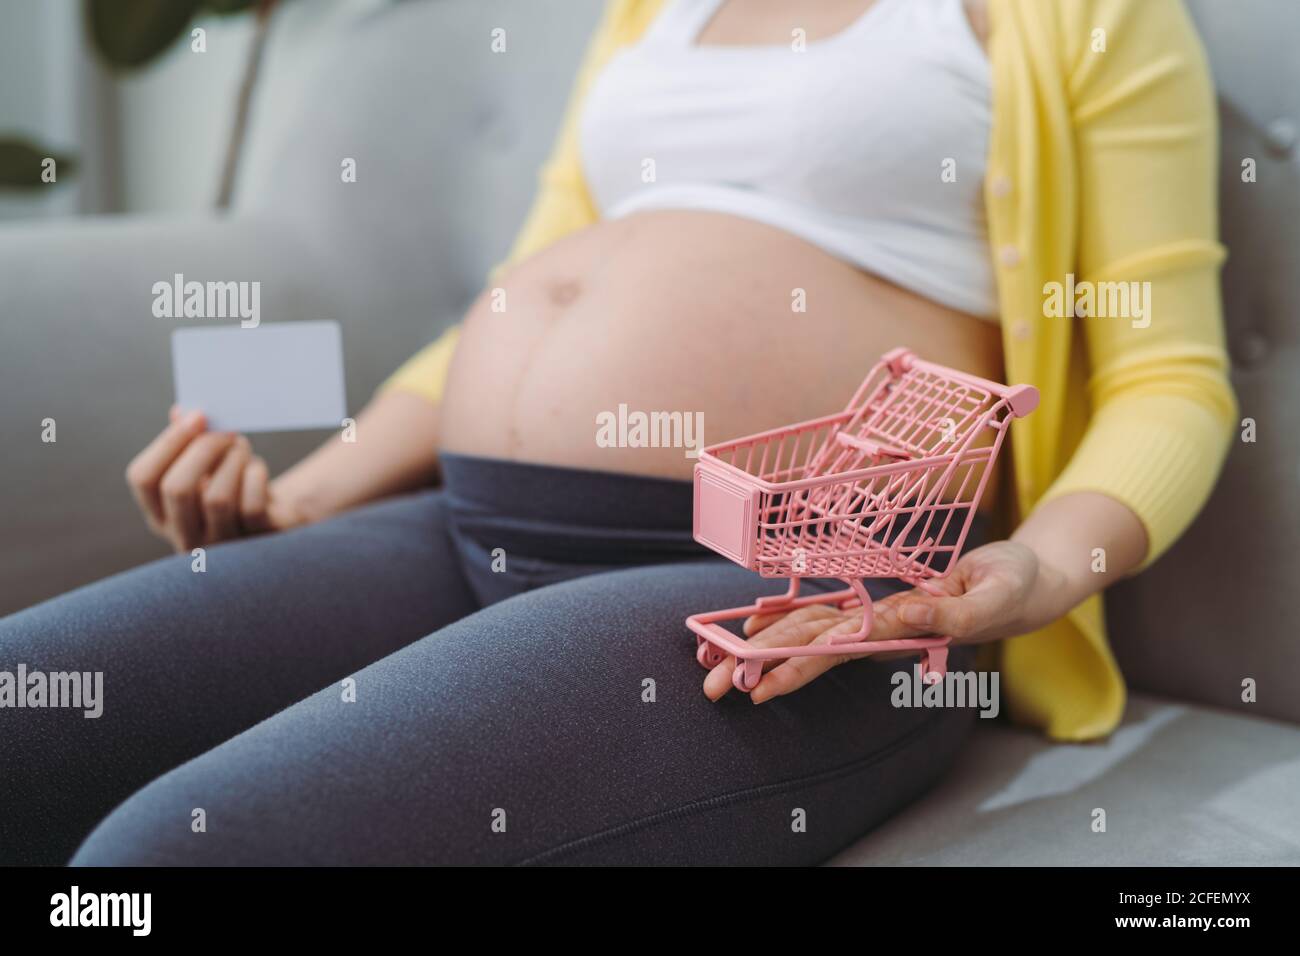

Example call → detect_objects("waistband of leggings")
437 452 993 564
440 453 695 529
438 452 705 563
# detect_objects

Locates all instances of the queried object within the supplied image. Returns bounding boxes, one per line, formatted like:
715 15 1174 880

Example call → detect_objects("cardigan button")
999 245 1021 268
991 174 1012 197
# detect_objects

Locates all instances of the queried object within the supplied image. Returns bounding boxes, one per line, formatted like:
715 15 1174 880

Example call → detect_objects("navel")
547 278 583 308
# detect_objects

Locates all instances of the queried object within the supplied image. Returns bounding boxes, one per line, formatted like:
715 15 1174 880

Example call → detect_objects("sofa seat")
832 695 1300 865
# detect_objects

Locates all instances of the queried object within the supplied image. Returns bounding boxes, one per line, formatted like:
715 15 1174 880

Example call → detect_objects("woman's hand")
125 408 307 553
126 389 447 554
703 540 1065 704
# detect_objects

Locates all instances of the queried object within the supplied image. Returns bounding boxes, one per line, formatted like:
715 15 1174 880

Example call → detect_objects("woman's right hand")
125 408 306 552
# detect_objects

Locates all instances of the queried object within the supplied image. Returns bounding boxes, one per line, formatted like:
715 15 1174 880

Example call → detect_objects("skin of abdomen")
438 209 1004 484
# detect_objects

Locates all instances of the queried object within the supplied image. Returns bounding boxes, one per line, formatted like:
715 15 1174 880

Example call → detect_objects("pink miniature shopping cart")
686 347 1038 693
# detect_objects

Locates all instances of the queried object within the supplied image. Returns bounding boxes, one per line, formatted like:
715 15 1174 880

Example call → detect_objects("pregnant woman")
0 0 1235 866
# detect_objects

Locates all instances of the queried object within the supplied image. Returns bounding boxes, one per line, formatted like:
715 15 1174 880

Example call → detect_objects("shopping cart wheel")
919 645 948 684
733 658 763 693
696 640 726 669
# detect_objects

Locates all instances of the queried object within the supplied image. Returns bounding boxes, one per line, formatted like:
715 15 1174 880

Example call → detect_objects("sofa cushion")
831 694 1300 865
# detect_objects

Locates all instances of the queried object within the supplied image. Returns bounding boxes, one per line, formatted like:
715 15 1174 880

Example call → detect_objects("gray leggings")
0 454 983 866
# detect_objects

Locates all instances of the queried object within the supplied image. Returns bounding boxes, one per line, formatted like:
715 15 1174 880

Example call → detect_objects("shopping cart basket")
686 347 1038 692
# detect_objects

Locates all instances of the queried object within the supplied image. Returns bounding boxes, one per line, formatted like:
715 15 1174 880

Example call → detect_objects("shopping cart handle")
1006 384 1040 418
835 431 911 459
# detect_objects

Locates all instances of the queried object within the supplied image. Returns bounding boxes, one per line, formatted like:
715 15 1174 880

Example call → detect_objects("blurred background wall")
0 0 386 219
0 0 114 219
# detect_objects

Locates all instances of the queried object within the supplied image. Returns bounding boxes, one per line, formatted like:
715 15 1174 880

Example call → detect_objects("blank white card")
171 321 346 433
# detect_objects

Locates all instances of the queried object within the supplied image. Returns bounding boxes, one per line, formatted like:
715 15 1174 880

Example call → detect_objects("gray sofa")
0 0 1295 865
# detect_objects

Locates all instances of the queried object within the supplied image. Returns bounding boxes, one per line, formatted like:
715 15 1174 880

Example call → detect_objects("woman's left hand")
702 539 1061 704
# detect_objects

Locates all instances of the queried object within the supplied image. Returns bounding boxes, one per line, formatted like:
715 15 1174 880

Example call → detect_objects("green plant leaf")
84 0 204 70
0 137 78 189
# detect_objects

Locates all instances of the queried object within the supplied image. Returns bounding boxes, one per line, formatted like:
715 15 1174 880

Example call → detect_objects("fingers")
159 432 239 551
705 544 1033 704
746 605 847 649
703 591 957 706
865 542 1039 645
703 657 741 702
743 610 786 637
845 576 967 644
702 605 847 702
890 576 1011 642
750 614 866 704
239 455 272 533
125 410 207 529
837 591 925 643
743 592 861 636
202 437 251 542
748 603 942 705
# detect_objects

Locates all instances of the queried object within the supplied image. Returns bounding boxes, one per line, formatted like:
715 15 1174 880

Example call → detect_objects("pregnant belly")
439 210 1004 489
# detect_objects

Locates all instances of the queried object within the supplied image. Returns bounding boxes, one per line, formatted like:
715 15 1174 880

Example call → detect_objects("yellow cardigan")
384 0 1237 742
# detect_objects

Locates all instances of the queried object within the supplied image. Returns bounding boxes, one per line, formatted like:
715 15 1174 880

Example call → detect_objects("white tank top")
579 0 998 320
